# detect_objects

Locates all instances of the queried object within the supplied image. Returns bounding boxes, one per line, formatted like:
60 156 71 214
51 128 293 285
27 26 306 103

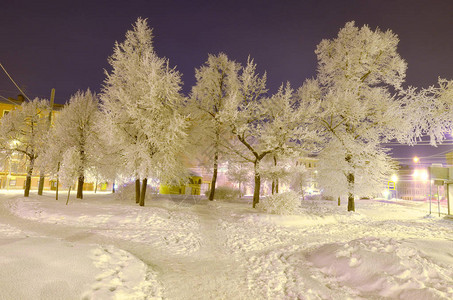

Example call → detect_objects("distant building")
0 95 66 191
297 155 319 195
396 164 431 200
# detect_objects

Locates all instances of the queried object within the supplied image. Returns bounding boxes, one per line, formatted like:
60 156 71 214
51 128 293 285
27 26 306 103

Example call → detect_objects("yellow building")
297 155 319 195
0 95 64 191
159 172 206 195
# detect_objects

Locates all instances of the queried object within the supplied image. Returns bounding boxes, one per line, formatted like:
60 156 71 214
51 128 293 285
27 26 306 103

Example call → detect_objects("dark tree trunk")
38 173 45 195
338 196 341 206
272 181 275 195
24 157 35 197
274 155 279 194
252 161 261 208
347 172 355 211
24 173 32 197
345 154 355 212
139 178 147 206
56 162 60 200
94 178 98 193
76 175 84 199
209 151 218 201
66 186 71 205
135 178 140 203
112 181 115 193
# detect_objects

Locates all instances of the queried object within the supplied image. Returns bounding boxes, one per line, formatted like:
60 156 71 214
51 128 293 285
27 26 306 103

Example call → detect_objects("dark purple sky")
1 0 452 163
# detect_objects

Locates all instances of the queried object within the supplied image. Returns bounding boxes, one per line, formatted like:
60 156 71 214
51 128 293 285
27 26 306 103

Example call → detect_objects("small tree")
226 162 252 197
0 98 50 197
53 89 99 199
222 60 318 207
189 53 241 201
317 138 397 200
36 129 64 199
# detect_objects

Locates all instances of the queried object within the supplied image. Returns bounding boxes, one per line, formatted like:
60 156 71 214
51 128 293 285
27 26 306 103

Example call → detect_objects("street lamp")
391 174 398 199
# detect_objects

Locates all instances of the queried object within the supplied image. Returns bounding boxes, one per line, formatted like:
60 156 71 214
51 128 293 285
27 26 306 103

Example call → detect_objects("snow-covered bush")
204 186 241 201
257 191 301 215
115 182 155 202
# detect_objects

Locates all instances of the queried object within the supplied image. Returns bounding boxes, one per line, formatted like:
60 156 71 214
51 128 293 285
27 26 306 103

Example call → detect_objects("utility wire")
0 94 20 105
0 62 32 101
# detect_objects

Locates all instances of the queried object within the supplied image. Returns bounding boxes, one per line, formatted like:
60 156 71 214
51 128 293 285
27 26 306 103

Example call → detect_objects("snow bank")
0 221 162 300
307 237 453 299
7 195 201 255
82 245 163 299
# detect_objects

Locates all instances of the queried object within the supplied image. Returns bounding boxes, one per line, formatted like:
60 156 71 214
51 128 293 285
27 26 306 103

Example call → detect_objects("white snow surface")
0 190 452 299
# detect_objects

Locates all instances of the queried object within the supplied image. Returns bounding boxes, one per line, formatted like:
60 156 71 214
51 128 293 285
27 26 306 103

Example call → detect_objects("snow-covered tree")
101 18 188 206
222 60 318 208
52 89 99 199
404 78 453 146
36 128 64 199
317 138 397 200
189 53 241 201
303 21 409 211
287 161 308 196
0 98 50 196
226 162 252 197
260 154 290 194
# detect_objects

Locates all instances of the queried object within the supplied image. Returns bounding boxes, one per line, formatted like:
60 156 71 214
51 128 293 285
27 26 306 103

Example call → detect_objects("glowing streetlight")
413 156 419 164
391 174 398 182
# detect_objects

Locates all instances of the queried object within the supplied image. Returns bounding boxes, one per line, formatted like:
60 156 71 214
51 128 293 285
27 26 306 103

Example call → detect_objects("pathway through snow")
1 191 452 299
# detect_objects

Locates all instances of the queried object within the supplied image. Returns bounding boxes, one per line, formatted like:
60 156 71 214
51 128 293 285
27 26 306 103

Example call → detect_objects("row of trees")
1 19 451 211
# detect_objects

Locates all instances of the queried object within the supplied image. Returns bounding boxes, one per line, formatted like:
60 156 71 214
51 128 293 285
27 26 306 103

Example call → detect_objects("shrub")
115 181 155 202
257 191 301 215
205 186 241 200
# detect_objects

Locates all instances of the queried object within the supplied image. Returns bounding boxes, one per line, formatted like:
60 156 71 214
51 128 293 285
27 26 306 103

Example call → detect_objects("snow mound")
82 245 163 299
7 197 202 255
307 237 453 299
0 223 31 238
92 208 201 255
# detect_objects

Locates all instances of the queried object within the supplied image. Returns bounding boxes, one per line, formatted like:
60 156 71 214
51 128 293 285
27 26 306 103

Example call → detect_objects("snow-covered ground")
0 190 452 299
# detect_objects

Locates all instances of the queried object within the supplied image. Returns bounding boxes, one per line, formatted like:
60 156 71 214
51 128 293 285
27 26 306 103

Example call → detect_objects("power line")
0 94 20 105
0 62 32 101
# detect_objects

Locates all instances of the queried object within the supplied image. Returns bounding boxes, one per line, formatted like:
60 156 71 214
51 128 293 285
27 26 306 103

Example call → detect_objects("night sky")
1 0 452 164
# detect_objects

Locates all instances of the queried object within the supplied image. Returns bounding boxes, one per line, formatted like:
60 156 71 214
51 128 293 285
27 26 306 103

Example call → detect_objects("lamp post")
391 174 398 199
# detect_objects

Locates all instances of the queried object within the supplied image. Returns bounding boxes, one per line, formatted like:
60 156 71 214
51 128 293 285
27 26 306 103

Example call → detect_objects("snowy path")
1 191 452 299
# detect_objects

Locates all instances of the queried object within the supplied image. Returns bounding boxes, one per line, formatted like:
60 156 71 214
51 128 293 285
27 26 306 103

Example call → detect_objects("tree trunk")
76 175 84 199
66 186 71 205
38 173 45 195
209 151 218 201
338 196 341 206
139 178 147 206
345 154 355 212
252 161 261 208
94 177 98 193
24 157 35 197
274 155 279 193
24 172 32 197
347 172 355 212
272 181 275 195
135 178 140 203
112 181 115 193
56 162 60 200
